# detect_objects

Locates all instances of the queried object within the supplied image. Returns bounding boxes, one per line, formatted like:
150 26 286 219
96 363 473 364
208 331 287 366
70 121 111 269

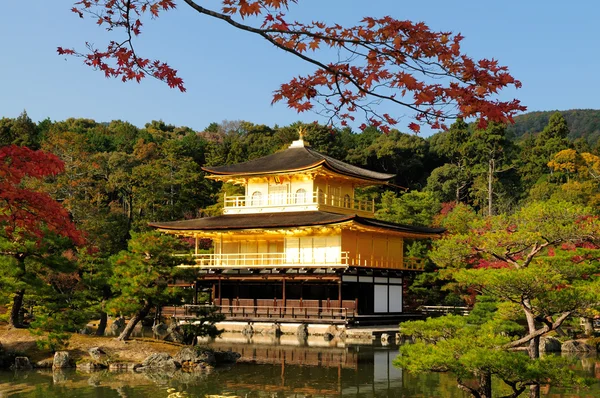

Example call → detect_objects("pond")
0 337 599 397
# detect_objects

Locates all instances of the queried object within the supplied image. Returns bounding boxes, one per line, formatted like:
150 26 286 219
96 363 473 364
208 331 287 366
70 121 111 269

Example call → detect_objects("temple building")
150 133 443 324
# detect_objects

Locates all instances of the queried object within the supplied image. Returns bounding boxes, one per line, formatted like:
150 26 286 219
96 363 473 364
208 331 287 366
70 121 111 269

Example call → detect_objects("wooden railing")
418 305 470 316
161 301 355 322
175 252 426 271
224 192 374 213
175 252 425 271
175 252 349 268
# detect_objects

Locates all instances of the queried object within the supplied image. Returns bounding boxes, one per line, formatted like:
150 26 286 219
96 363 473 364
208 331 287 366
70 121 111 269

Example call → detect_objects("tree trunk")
9 289 25 328
488 158 494 216
96 311 108 336
479 371 492 398
117 302 153 341
524 304 541 398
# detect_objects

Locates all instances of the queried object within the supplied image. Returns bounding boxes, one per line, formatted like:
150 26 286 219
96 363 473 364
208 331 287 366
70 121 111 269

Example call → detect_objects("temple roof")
202 145 395 182
149 211 445 236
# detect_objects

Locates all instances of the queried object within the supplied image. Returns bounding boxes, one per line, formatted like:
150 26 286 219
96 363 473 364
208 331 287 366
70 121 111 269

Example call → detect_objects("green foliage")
397 314 585 398
0 111 40 148
376 191 441 226
108 231 188 317
179 305 225 344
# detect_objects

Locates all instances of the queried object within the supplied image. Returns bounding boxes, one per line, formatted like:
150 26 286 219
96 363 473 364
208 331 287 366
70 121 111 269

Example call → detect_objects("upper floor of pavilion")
202 132 394 218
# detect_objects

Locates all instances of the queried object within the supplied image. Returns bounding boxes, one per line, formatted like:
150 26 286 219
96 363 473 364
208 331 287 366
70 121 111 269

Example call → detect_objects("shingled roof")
149 211 445 236
202 144 395 182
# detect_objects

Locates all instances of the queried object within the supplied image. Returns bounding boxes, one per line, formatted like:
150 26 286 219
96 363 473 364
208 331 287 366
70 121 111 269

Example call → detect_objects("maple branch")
65 0 525 131
181 0 462 121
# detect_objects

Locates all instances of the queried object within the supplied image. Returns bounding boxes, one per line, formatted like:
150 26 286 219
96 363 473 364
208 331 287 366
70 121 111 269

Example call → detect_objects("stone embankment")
0 343 240 373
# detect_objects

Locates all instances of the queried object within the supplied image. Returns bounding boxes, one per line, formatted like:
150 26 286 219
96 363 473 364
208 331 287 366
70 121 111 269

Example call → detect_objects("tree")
108 231 188 341
0 111 40 149
397 314 583 398
0 145 84 327
520 112 571 187
376 190 441 227
427 119 472 203
463 122 516 215
60 0 524 132
430 200 600 397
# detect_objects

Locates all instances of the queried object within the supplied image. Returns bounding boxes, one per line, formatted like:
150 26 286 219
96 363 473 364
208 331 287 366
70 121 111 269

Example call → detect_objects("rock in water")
77 362 104 371
174 347 216 367
241 324 253 337
53 351 72 369
140 352 180 371
562 340 595 352
167 326 185 344
35 358 54 369
152 322 170 339
296 324 308 341
539 336 562 352
108 363 139 372
213 350 241 364
88 347 109 365
13 357 32 370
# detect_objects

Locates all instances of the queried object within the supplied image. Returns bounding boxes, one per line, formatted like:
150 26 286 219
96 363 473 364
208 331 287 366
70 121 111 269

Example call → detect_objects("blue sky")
1 1 598 136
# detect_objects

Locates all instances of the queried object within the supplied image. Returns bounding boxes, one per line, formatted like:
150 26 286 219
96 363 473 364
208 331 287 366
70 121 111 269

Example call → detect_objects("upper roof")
202 141 395 182
149 211 445 236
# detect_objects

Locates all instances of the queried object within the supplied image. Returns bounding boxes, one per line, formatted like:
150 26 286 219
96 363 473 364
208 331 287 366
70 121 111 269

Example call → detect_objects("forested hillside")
509 109 600 144
1 109 600 347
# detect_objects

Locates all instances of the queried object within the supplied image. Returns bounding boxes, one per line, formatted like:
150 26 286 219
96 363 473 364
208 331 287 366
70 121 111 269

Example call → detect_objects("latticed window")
343 194 351 208
269 185 288 205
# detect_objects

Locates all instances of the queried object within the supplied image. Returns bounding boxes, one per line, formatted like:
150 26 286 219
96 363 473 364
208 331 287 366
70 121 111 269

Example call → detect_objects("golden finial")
289 126 309 148
298 126 305 141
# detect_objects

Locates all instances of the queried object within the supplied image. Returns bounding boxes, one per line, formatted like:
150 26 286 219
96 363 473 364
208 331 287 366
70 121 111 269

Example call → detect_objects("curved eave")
148 212 444 239
203 160 326 178
204 162 393 185
148 214 355 232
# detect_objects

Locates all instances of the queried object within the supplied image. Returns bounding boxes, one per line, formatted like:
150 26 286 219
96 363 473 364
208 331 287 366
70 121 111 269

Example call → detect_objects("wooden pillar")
282 278 286 308
211 283 216 304
193 281 199 305
218 278 222 305
338 278 342 303
194 236 199 255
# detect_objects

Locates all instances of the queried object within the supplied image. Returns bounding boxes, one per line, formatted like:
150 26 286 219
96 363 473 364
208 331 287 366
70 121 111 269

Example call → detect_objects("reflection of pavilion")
208 339 404 397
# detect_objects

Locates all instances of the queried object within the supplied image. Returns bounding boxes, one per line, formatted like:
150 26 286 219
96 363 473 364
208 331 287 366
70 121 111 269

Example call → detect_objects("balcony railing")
223 192 375 214
175 252 426 271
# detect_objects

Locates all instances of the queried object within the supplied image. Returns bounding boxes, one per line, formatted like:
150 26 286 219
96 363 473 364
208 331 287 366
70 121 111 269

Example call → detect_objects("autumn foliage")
61 0 525 132
0 145 84 245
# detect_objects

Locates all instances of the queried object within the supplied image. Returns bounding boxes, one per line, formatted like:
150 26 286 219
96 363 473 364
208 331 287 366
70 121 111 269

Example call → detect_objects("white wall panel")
374 285 388 313
389 285 403 312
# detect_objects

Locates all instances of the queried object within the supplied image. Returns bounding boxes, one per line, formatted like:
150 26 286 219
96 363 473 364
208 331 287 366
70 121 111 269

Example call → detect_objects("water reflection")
1 337 600 397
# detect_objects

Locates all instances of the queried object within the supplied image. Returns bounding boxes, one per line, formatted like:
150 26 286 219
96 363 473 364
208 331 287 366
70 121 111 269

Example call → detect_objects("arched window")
251 191 263 206
295 188 307 204
343 194 351 208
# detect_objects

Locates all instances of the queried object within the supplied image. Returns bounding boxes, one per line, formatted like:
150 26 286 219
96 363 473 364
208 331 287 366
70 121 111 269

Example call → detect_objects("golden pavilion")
150 134 443 324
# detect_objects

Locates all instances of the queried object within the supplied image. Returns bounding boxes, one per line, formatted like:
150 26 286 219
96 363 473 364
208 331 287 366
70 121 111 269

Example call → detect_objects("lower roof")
149 211 444 236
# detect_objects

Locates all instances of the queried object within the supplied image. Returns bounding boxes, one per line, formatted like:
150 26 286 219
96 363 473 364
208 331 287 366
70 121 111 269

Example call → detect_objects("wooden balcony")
161 300 357 324
175 252 426 271
223 192 374 217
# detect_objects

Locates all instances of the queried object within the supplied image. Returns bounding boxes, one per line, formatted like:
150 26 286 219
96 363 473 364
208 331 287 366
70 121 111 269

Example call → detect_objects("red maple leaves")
61 0 525 132
0 145 84 245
